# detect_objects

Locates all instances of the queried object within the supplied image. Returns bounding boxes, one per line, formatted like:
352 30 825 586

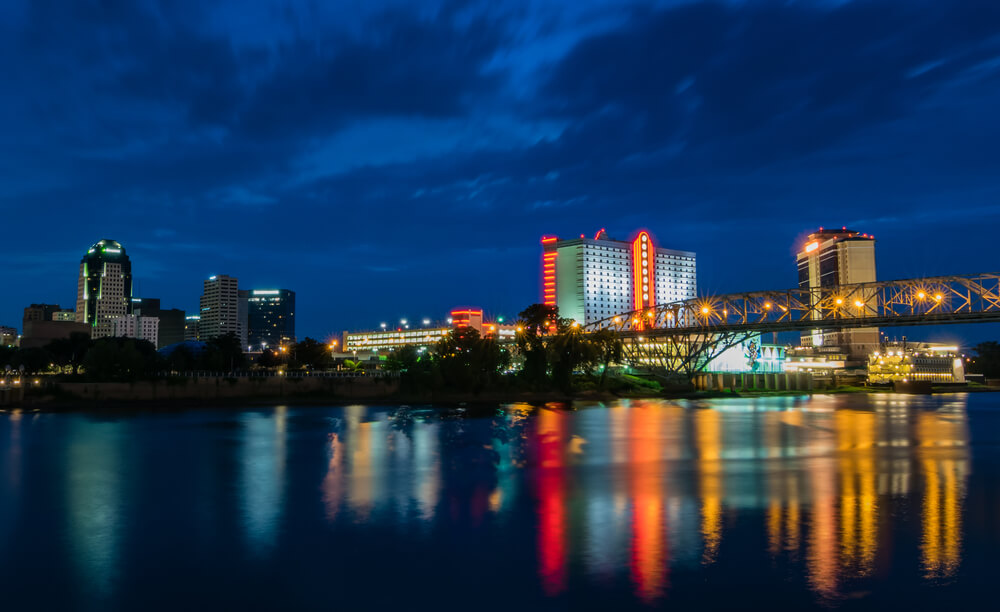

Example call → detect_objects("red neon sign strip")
631 232 656 314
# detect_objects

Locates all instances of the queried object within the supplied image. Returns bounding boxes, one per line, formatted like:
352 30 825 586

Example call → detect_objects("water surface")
2 393 999 610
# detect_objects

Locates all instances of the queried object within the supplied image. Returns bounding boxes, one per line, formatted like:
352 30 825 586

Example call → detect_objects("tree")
201 333 246 371
434 327 508 392
516 303 571 389
294 337 333 370
591 329 624 389
257 348 280 369
343 359 364 373
46 331 93 375
11 347 52 375
82 337 158 381
970 341 1000 379
548 323 600 392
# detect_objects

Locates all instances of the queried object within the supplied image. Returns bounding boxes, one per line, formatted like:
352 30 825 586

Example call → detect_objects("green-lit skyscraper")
75 239 133 338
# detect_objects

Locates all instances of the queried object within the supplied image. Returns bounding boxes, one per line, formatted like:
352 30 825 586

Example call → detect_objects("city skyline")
1 0 999 343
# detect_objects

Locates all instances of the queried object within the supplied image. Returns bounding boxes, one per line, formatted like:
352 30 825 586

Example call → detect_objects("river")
1 393 998 610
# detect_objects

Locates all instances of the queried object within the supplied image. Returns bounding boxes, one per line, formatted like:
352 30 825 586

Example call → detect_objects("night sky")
2 0 999 344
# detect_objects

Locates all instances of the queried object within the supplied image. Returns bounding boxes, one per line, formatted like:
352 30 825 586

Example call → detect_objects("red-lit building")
541 229 696 325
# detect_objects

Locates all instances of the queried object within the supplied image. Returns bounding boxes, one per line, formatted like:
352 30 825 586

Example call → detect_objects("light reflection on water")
0 393 989 609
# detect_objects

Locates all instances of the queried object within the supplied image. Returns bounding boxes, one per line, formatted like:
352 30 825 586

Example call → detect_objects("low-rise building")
344 307 514 353
112 314 160 348
0 326 17 347
20 320 91 350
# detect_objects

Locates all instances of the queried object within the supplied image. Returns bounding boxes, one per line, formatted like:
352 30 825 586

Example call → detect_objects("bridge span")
584 272 1000 377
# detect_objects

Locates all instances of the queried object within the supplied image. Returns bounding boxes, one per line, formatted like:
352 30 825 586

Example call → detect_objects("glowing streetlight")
834 298 843 305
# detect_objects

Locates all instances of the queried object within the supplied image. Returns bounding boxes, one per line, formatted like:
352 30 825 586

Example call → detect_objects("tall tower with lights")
796 227 878 358
75 239 133 339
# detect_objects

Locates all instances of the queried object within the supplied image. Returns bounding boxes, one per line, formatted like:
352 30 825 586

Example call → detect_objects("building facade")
0 326 16 347
75 239 133 339
796 228 878 358
344 308 514 353
24 304 74 324
198 275 241 342
132 297 185 347
240 289 295 351
184 315 201 341
112 314 160 348
541 229 696 326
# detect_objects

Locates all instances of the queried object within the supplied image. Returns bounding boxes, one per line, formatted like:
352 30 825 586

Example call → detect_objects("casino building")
541 229 696 326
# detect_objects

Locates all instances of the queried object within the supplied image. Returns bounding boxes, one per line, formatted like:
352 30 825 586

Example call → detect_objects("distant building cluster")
0 227 968 385
4 238 296 354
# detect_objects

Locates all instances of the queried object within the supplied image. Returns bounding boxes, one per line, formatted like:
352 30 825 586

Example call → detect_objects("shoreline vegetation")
4 305 999 414
5 379 997 414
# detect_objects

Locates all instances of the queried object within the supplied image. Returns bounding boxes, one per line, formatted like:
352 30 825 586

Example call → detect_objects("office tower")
75 239 133 339
240 289 296 351
199 275 241 342
132 297 186 347
796 228 878 358
541 228 696 326
184 315 201 341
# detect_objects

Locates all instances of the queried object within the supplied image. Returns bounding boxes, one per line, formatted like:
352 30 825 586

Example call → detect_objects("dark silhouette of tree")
257 348 280 369
970 341 1000 378
294 337 333 370
201 333 246 371
11 347 52 375
82 337 158 381
435 327 507 392
166 345 196 372
591 329 624 389
46 331 93 375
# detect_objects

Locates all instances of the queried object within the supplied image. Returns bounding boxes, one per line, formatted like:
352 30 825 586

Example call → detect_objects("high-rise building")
184 315 201 341
0 326 17 347
132 297 186 347
541 228 696 326
75 239 133 339
239 289 296 351
796 227 878 358
112 314 160 348
198 275 241 342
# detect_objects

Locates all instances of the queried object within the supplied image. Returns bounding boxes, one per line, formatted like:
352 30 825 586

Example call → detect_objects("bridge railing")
586 272 1000 335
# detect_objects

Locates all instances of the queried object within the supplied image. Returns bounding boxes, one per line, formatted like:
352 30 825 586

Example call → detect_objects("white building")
199 275 242 342
112 314 160 348
541 229 696 326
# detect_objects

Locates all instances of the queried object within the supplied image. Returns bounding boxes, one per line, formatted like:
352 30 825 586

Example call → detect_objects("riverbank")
3 377 996 413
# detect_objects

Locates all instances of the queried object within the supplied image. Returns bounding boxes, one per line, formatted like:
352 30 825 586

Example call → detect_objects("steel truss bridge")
584 273 1000 378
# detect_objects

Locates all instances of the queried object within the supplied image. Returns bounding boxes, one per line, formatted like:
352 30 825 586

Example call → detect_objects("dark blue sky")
2 0 999 344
